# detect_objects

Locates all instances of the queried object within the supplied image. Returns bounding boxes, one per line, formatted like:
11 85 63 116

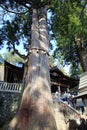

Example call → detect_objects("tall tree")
51 0 87 72
1 0 87 128
0 0 57 130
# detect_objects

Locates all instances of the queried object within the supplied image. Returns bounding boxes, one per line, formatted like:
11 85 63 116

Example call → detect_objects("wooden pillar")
67 86 69 93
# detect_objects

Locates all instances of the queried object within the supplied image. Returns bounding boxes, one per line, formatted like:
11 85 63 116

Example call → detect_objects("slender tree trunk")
7 6 57 130
75 38 87 72
78 50 87 72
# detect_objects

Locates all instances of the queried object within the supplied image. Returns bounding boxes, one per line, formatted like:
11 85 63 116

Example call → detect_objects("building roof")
50 66 79 89
4 61 24 83
0 58 4 64
73 71 87 99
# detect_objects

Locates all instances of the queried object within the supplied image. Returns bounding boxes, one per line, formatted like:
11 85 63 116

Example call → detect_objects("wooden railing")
0 81 22 93
53 98 81 120
52 93 81 120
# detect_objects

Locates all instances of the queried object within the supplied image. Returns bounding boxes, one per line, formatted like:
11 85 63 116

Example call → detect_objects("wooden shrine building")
50 66 79 94
0 60 24 83
73 72 87 113
4 61 24 83
0 60 79 94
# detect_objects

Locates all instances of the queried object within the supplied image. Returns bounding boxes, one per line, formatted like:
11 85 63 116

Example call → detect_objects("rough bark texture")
78 50 87 72
7 6 57 130
75 38 87 72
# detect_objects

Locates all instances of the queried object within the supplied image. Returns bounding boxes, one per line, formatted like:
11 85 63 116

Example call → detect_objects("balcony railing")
0 81 22 93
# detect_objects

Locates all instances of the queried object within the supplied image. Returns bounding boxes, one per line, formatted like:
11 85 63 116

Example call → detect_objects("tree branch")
12 0 33 9
13 43 28 60
0 5 29 14
80 2 87 18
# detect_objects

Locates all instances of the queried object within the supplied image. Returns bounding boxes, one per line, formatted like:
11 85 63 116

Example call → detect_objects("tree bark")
75 39 87 72
78 50 87 72
74 37 87 72
7 6 57 130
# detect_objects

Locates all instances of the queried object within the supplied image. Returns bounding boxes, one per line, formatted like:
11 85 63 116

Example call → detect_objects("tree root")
6 115 18 130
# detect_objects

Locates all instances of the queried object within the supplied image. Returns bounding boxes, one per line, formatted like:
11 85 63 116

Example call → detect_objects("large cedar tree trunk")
7 7 57 130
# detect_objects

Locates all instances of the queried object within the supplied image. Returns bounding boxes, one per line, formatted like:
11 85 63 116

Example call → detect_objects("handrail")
52 93 81 120
0 81 22 93
53 98 80 114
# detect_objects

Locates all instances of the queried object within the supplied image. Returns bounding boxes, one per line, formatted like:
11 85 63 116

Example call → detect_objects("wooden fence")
0 81 22 93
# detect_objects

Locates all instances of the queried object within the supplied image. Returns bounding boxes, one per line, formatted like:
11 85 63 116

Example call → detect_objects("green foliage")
50 0 87 73
0 0 51 53
0 53 2 58
0 0 87 76
70 64 83 78
3 51 24 65
0 0 32 55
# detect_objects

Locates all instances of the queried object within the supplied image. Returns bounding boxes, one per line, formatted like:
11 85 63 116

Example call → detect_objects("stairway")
54 102 68 130
53 99 81 130
0 93 81 130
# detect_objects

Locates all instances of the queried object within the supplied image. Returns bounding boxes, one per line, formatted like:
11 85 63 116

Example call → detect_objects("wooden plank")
79 72 87 89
